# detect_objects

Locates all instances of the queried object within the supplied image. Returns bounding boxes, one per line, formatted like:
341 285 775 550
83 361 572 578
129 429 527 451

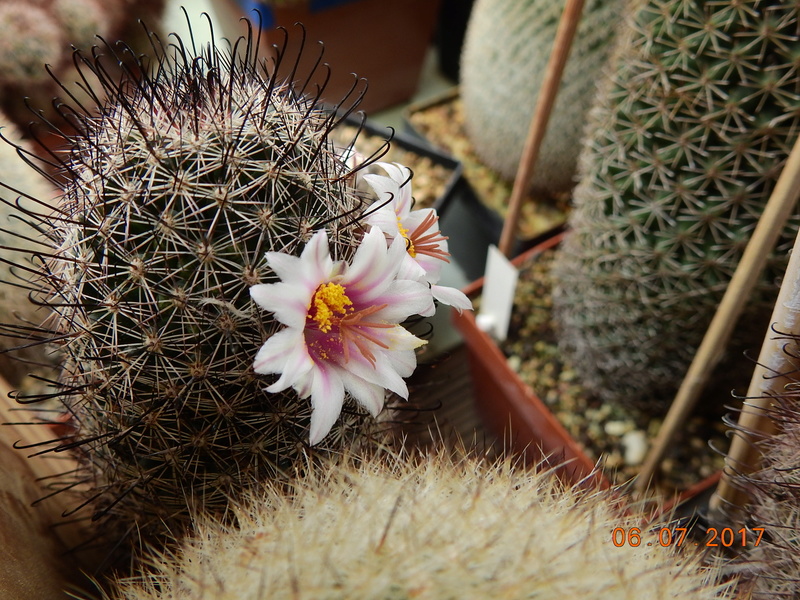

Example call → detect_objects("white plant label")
476 245 519 341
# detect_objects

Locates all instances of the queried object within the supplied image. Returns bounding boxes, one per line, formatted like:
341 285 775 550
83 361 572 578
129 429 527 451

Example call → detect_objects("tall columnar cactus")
459 0 624 195
0 20 462 560
106 448 734 600
551 0 800 408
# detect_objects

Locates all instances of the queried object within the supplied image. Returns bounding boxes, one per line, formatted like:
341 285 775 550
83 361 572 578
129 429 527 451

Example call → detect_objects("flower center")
409 212 450 262
398 217 416 258
309 282 352 333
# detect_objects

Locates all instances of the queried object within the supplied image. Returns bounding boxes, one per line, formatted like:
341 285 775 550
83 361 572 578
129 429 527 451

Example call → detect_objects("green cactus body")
459 0 625 195
551 0 800 408
107 448 734 600
4 22 397 553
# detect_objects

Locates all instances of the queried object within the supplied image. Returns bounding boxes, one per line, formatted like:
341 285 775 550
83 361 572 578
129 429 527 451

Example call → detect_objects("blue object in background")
236 0 359 28
238 1 274 27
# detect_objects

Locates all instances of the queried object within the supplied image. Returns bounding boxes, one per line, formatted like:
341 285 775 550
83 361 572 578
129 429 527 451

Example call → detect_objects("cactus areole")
0 18 467 558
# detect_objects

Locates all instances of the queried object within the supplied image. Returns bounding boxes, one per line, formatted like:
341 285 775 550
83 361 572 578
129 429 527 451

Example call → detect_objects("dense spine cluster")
551 0 800 408
732 332 800 599
107 448 734 600
2 21 399 557
459 0 625 195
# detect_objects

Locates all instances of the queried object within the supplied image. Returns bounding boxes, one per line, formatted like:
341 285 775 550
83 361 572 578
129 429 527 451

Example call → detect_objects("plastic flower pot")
452 232 722 508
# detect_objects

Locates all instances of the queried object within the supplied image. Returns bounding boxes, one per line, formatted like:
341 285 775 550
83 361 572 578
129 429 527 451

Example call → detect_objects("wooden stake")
497 0 586 257
709 216 800 516
635 133 800 495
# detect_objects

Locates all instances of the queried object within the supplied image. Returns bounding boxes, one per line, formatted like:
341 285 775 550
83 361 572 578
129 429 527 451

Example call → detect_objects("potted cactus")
454 0 800 500
0 0 166 129
0 15 470 584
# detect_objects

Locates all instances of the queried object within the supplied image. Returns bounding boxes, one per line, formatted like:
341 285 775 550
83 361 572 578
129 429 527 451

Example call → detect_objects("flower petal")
373 279 434 321
342 375 387 417
431 284 473 313
373 162 414 215
250 282 310 328
253 328 314 394
344 227 398 297
308 367 345 445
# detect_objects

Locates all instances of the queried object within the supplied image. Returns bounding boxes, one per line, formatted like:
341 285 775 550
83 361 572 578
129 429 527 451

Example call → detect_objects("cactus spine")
551 0 800 408
743 401 800 599
730 332 800 599
107 448 734 600
0 110 59 386
459 0 625 195
3 20 402 558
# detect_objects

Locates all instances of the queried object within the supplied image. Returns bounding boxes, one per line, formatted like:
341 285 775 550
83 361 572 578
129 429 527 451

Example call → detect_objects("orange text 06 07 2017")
611 526 765 548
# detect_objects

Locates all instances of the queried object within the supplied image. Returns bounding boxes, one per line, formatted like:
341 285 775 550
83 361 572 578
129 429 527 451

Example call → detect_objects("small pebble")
605 420 633 437
622 430 648 466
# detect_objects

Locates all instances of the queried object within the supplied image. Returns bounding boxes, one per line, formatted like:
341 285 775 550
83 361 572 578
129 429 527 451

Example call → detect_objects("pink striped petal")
308 368 345 445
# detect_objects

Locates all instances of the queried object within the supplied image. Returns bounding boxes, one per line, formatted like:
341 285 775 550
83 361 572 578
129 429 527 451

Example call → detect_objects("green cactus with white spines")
459 0 625 195
1 20 410 558
551 0 800 408
106 448 735 600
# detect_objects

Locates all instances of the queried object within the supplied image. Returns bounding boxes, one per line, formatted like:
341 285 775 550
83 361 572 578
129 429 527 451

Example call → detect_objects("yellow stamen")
398 217 416 258
310 282 352 333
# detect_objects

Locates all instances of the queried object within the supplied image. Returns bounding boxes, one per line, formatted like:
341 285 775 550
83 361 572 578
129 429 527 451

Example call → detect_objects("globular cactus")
0 0 166 129
0 2 64 87
551 0 800 409
0 19 442 563
459 0 625 195
50 0 114 49
106 447 735 600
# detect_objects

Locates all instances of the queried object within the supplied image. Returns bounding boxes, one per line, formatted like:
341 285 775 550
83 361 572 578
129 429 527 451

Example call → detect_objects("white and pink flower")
362 162 472 314
250 228 432 445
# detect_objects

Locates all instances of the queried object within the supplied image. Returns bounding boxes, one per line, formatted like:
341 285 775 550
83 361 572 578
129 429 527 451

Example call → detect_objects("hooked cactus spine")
551 0 800 409
0 110 59 385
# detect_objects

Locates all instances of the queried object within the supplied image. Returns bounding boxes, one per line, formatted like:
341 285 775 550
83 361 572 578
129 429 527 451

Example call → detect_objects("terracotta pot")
452 233 722 508
224 0 442 114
